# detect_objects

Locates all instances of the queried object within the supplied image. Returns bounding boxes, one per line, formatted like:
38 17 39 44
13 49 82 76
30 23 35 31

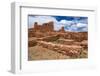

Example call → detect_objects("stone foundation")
37 41 82 58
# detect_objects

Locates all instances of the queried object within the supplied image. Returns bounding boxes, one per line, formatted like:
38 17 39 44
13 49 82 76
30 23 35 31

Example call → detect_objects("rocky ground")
28 32 88 61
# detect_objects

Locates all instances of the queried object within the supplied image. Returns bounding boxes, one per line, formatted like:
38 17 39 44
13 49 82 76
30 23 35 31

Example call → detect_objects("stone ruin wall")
37 41 82 58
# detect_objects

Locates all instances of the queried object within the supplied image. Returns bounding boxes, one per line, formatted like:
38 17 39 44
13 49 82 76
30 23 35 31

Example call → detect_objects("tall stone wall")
33 21 54 32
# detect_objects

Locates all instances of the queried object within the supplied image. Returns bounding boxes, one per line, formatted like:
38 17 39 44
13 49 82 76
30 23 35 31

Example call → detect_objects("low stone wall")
58 32 87 42
73 40 88 49
37 41 82 58
54 39 88 49
56 39 75 45
40 35 60 42
80 40 88 49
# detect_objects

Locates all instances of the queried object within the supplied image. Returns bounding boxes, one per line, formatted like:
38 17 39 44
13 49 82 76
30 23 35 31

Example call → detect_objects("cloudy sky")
28 15 88 32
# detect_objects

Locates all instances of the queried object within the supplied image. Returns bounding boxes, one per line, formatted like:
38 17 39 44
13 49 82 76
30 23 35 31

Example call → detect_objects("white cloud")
28 16 88 32
60 20 67 24
28 16 57 28
60 20 73 25
76 23 87 28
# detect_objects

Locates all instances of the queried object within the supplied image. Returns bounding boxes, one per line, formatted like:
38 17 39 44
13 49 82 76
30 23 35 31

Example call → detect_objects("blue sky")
28 15 88 32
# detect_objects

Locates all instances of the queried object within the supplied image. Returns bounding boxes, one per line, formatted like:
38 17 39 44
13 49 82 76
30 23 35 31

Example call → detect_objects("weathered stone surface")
72 40 88 49
57 32 87 42
56 39 75 45
33 21 54 32
80 40 88 49
37 41 82 57
41 35 59 42
59 27 65 32
28 40 37 47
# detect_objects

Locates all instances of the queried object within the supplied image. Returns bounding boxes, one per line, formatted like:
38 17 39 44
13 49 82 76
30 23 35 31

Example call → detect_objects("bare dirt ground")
28 45 70 60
